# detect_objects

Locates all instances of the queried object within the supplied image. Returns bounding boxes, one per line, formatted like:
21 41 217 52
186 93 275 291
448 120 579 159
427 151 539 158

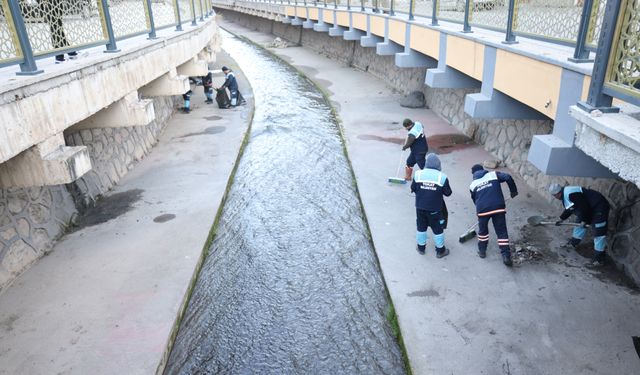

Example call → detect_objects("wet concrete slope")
164 32 405 374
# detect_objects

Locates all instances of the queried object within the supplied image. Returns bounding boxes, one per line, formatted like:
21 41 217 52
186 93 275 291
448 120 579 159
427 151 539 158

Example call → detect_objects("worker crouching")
411 154 451 258
548 184 610 267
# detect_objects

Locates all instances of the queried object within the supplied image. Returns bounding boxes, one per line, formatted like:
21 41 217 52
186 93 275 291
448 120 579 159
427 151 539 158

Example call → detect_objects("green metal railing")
602 0 639 105
0 0 212 74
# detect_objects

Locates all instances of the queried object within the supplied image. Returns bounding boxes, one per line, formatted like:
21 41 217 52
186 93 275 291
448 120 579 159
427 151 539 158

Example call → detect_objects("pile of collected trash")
512 243 544 265
267 37 289 48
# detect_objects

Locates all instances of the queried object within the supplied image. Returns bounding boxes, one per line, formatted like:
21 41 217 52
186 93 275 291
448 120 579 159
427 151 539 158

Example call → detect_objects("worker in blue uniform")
402 118 429 181
469 164 518 266
548 183 610 266
411 154 451 258
220 66 245 107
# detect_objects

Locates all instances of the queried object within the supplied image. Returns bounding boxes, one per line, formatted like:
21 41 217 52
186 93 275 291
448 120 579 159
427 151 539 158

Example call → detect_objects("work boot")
477 250 486 259
416 244 425 255
502 253 513 267
586 251 606 268
404 166 413 181
436 247 449 259
567 237 581 248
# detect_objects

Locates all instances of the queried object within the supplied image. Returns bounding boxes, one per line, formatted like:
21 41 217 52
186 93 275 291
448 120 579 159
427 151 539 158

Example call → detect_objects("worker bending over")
548 184 610 266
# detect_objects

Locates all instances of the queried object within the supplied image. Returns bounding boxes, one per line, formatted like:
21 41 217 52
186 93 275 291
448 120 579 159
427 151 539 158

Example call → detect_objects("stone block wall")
64 96 179 210
217 9 640 284
0 187 75 288
0 96 179 291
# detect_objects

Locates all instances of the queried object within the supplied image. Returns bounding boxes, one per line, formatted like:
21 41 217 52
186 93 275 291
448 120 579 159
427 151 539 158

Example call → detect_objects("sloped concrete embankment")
216 9 640 285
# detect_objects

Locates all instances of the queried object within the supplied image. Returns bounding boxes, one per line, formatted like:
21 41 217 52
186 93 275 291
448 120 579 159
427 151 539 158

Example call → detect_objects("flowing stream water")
164 32 406 375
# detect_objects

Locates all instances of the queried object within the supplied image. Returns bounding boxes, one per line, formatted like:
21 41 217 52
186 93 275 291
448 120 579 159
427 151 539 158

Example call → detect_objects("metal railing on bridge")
220 0 639 109
0 0 214 75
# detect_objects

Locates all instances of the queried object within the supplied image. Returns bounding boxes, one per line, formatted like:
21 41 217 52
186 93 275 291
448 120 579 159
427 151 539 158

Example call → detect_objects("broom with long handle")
388 150 407 184
459 197 512 243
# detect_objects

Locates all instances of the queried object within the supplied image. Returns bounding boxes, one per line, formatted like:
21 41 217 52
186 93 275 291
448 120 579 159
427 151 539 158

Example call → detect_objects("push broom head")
388 177 407 184
458 229 477 243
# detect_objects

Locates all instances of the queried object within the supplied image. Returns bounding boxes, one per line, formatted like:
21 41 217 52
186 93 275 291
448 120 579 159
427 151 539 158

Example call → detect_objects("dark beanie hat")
471 164 484 174
403 118 413 127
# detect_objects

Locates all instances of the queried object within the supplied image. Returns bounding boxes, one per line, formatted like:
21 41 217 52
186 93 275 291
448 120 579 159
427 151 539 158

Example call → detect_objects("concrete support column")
71 92 155 131
0 133 91 188
139 69 190 97
177 57 209 76
343 11 365 40
464 46 545 120
361 14 383 47
395 23 436 68
425 33 480 89
376 17 403 55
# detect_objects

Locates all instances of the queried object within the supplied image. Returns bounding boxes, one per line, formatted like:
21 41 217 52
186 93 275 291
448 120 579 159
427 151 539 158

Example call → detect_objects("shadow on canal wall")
215 9 640 285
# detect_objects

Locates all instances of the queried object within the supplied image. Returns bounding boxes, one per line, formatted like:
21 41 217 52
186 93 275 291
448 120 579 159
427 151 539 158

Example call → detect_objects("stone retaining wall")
217 9 640 284
65 96 179 209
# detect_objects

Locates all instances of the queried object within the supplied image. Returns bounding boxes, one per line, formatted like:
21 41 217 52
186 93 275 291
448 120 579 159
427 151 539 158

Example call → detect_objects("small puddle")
153 213 176 223
204 115 223 121
73 189 143 230
178 126 226 138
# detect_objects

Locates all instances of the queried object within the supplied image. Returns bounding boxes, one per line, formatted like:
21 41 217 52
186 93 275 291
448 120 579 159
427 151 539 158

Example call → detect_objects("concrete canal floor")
0 53 253 374
220 21 640 375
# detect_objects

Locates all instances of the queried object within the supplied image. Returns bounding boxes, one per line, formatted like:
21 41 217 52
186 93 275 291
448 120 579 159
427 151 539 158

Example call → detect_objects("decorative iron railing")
220 0 639 106
0 0 213 75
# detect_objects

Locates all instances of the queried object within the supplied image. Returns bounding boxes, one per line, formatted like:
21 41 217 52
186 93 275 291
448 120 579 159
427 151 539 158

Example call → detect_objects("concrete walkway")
0 53 252 374
221 22 640 375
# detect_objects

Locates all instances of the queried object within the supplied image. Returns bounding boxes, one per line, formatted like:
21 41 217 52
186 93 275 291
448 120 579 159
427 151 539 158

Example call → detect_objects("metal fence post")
175 0 184 31
570 0 595 62
503 0 517 44
462 0 472 32
145 0 158 39
577 0 622 113
7 0 42 75
100 0 120 52
192 0 198 24
200 0 205 20
360 0 364 11
408 0 415 20
431 0 439 26
389 0 394 16
347 0 350 10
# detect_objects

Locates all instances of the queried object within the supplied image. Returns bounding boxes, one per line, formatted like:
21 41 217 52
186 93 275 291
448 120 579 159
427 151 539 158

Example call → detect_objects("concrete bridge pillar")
0 134 91 188
71 92 155 131
139 69 190 97
177 57 209 76
426 33 481 89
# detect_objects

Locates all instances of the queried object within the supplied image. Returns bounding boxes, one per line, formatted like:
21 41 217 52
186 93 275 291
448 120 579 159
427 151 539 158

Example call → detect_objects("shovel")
527 216 588 227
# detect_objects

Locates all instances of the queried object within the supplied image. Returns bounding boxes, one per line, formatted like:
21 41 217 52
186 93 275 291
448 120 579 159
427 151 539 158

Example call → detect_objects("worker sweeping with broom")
469 164 518 266
402 118 428 181
411 153 451 258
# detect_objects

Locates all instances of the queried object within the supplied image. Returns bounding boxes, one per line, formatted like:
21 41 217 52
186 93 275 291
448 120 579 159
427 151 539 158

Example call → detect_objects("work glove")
555 220 563 226
510 191 518 199
402 146 408 151
580 221 587 228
